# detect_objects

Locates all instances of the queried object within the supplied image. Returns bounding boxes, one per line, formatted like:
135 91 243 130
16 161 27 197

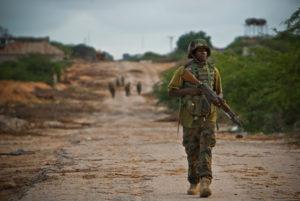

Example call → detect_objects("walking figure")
121 76 125 86
125 82 131 96
136 81 142 95
116 77 120 87
108 82 115 98
168 39 223 197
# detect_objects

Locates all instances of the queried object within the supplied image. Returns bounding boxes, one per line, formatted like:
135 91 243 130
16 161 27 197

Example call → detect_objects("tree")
284 7 300 35
275 7 300 38
50 41 73 58
72 44 97 61
176 31 212 52
102 51 114 61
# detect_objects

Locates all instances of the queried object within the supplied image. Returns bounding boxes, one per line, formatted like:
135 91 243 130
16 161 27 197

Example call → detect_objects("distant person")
168 39 222 198
107 82 115 98
116 77 120 87
121 76 125 86
136 81 142 95
125 82 131 96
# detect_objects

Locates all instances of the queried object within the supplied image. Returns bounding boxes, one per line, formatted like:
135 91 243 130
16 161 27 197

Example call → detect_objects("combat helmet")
187 39 211 58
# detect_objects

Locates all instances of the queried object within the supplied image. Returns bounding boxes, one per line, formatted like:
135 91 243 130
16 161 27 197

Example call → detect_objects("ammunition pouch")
183 95 211 118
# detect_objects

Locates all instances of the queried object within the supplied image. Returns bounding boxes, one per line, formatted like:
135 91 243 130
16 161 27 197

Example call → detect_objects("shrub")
153 67 180 110
0 54 70 84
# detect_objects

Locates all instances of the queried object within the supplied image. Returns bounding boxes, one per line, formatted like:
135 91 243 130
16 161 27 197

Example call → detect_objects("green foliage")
213 41 300 133
153 67 180 110
226 36 257 54
102 51 114 61
50 41 73 58
122 53 142 61
176 31 212 52
283 7 300 35
0 54 70 84
72 44 97 61
51 41 114 61
226 35 299 54
167 50 186 61
143 52 165 60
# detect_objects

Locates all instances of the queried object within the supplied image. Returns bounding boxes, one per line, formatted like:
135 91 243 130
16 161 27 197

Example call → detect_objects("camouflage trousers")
182 122 216 184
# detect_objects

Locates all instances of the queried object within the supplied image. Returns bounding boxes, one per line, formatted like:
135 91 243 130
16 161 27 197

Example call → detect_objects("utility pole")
167 36 174 52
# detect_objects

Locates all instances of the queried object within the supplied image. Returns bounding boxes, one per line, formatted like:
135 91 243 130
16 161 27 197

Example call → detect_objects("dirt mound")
0 80 51 104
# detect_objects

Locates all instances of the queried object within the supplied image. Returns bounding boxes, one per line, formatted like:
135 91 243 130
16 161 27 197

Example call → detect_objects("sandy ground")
0 61 299 201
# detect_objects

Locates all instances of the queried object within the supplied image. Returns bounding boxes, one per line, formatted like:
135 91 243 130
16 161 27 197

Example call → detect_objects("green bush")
0 54 70 84
72 44 97 61
50 41 73 58
153 67 180 110
176 31 212 52
214 42 300 133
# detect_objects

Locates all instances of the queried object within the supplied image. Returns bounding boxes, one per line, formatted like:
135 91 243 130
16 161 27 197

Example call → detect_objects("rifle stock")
182 69 242 127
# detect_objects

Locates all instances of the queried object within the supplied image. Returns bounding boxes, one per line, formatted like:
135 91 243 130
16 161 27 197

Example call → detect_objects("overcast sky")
0 0 299 59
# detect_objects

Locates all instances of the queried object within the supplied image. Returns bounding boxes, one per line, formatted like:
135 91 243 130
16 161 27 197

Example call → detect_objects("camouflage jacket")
168 60 222 128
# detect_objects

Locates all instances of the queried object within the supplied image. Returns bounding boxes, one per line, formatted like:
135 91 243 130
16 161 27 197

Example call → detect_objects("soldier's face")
194 47 207 62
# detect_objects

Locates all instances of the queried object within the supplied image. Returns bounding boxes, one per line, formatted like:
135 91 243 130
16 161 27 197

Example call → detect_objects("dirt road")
1 61 299 201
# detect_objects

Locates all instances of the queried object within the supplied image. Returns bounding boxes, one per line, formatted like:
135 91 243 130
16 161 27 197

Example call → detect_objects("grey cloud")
0 0 299 58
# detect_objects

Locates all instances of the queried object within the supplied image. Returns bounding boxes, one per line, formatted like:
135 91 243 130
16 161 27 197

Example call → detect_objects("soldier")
121 75 125 86
116 77 121 87
108 82 115 98
168 39 222 197
125 82 131 96
136 81 142 95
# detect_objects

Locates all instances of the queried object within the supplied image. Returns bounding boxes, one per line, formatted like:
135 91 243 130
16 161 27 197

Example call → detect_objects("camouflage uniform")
108 82 115 98
116 77 121 87
121 76 125 86
168 39 222 185
136 81 142 95
125 82 131 96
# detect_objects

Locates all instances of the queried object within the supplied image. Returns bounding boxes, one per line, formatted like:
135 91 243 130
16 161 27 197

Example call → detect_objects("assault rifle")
182 69 242 127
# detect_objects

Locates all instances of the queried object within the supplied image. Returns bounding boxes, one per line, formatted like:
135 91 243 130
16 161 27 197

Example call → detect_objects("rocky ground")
0 61 299 201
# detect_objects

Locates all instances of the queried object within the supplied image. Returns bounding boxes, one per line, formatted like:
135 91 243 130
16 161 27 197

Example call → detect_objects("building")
0 36 64 63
